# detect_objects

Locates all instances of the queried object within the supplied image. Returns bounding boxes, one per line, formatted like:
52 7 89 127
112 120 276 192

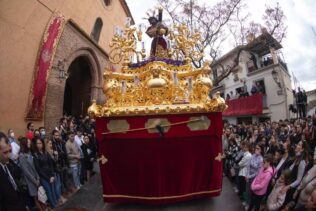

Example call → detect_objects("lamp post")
271 69 281 88
53 60 67 81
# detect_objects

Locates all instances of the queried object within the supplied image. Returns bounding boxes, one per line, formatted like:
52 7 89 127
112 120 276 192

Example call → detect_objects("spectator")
224 137 239 179
291 124 303 146
81 135 94 181
238 142 252 200
245 143 264 206
266 135 279 155
278 124 288 143
284 141 309 207
82 116 92 134
248 154 275 211
235 90 240 99
19 137 45 211
229 91 236 100
52 129 70 197
251 83 258 95
39 127 46 140
226 93 231 101
266 169 292 211
66 131 81 189
273 142 293 181
296 88 306 118
34 129 41 139
305 189 316 210
59 118 68 142
247 143 264 183
8 129 20 164
0 132 28 211
290 161 316 210
89 127 98 161
74 129 85 184
26 122 34 140
33 138 59 208
256 82 264 94
46 138 66 205
289 141 309 188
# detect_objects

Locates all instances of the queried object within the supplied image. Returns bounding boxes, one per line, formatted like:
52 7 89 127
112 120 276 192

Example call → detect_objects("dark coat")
52 139 68 168
33 152 55 181
0 163 27 211
81 144 94 170
19 152 40 197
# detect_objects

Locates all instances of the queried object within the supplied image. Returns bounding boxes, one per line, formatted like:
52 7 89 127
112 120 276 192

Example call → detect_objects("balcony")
247 57 288 77
223 93 263 117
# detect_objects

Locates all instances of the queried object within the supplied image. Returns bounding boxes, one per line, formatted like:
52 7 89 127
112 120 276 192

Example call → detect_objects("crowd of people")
293 88 308 119
1 113 316 211
225 82 265 101
0 115 98 211
223 116 316 211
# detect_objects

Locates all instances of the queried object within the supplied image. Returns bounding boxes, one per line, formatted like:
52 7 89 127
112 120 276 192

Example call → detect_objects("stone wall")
0 0 129 134
44 21 109 132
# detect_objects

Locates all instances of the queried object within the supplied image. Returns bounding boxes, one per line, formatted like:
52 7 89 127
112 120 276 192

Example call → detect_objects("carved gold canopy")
88 16 227 118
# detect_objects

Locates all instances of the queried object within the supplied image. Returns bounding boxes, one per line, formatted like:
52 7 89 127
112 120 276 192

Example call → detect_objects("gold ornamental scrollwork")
88 11 227 118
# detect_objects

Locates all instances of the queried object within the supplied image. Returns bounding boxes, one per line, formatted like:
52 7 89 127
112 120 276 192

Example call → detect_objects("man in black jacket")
0 132 27 211
52 129 70 196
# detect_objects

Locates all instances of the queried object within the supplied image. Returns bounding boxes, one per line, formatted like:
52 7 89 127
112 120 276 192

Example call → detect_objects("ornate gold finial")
215 153 225 162
88 99 102 118
97 155 108 165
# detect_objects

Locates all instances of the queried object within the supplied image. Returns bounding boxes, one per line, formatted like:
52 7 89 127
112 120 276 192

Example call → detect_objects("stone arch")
44 47 102 132
65 47 102 100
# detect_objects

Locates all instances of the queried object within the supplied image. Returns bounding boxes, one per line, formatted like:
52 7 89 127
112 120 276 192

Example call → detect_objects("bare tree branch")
156 0 287 84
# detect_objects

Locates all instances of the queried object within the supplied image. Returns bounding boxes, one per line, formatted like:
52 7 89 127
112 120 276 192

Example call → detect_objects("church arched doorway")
63 56 92 117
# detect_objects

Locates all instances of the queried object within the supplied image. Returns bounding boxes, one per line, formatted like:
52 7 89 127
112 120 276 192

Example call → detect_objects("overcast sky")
126 0 316 91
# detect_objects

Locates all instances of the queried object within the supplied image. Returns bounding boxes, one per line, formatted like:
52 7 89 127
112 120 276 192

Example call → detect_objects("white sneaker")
233 186 239 193
242 201 248 207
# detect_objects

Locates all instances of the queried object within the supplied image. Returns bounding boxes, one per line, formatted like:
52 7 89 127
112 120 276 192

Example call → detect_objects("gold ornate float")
88 10 227 118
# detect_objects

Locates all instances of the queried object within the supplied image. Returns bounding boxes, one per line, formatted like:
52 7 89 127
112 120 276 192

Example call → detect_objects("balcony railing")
248 57 288 74
223 93 263 117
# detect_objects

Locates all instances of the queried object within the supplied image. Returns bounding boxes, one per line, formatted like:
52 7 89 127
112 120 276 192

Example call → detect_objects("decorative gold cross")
97 155 108 165
214 153 225 162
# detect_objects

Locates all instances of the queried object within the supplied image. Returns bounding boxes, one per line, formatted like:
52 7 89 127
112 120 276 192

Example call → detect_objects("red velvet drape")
95 113 223 204
223 93 263 117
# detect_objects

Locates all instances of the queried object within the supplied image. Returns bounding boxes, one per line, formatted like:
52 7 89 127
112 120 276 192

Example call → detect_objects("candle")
125 17 131 27
185 90 190 103
188 77 192 91
121 81 126 94
115 26 123 37
172 72 178 85
134 75 140 85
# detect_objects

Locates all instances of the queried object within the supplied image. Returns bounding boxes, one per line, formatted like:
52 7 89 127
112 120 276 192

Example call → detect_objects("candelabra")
109 18 146 72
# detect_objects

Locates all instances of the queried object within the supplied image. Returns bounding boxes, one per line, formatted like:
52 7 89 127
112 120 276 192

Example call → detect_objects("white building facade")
212 34 294 124
306 89 316 117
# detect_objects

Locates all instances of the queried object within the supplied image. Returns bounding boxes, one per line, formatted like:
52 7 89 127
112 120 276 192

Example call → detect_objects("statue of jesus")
146 8 169 58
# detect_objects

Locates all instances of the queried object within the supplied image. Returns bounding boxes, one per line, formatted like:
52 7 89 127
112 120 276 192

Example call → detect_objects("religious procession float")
88 8 227 204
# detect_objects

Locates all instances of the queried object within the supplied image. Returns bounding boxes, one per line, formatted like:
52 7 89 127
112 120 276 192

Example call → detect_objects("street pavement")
57 167 244 211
